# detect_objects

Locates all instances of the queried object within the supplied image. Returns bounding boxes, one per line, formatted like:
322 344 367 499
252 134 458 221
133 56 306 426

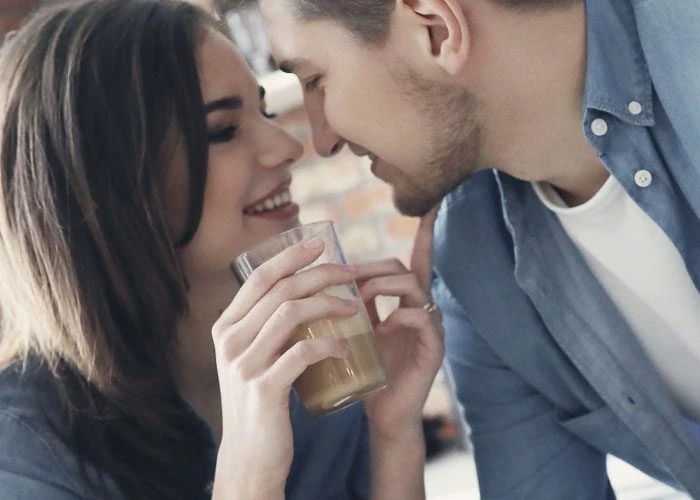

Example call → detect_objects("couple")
1 0 699 499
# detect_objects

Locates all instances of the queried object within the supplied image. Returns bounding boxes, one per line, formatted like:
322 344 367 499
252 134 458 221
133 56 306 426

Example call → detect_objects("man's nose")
304 93 345 157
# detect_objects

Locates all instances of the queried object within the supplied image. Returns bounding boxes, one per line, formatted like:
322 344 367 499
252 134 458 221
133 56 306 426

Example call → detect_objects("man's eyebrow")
204 96 242 114
277 57 311 74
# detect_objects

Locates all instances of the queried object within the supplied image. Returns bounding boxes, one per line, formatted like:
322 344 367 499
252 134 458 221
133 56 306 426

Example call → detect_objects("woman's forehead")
197 30 258 102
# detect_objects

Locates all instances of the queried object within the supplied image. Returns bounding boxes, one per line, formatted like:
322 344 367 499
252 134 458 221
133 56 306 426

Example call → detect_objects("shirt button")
628 101 643 115
591 118 608 136
634 169 652 188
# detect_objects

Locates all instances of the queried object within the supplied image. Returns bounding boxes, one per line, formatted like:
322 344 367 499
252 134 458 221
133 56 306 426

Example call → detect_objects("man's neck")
472 0 608 205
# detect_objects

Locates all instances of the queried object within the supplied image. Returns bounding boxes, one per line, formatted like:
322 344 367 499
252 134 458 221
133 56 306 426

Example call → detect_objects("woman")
0 1 444 499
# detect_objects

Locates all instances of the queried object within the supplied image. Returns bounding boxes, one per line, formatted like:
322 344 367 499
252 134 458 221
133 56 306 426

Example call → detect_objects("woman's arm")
357 209 444 500
369 424 427 500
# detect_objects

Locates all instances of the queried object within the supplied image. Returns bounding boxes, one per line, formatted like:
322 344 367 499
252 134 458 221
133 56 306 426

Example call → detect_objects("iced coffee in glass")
234 221 387 415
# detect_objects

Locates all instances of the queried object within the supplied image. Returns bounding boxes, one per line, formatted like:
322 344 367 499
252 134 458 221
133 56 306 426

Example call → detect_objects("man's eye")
207 126 238 143
304 75 321 93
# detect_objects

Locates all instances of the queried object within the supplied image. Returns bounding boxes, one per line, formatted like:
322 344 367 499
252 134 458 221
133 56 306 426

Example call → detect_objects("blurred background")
0 1 691 498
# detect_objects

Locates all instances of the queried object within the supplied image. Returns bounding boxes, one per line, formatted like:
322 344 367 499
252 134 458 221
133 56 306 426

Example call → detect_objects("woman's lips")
242 185 299 220
247 201 300 221
243 189 292 215
242 178 295 216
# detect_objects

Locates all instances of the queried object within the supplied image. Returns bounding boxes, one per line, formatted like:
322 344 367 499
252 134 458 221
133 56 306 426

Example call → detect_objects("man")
258 0 700 498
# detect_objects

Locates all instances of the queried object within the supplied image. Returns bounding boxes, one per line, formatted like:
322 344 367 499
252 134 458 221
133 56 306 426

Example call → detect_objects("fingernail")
304 238 324 250
341 264 356 273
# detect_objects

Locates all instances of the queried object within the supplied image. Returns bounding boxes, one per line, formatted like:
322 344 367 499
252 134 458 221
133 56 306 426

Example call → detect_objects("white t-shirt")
532 176 700 421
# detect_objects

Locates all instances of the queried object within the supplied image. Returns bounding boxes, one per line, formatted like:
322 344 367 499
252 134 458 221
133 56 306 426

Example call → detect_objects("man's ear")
398 0 470 75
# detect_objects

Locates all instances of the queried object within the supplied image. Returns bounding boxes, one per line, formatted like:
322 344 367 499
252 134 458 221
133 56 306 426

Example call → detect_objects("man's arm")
436 283 615 500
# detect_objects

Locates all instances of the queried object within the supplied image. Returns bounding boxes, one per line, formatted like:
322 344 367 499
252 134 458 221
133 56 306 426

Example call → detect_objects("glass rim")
234 219 335 263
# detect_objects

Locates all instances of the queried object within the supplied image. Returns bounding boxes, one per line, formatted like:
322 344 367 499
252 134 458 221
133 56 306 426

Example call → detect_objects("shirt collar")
583 0 654 127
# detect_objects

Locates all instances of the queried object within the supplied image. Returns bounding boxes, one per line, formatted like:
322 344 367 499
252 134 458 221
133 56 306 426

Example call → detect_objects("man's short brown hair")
290 0 581 43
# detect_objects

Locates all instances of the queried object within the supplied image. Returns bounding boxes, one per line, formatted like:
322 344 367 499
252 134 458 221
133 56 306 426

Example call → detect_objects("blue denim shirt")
433 0 700 498
0 361 370 499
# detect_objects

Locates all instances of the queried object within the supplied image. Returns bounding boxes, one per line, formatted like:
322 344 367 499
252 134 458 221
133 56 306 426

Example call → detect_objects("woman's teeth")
245 191 292 215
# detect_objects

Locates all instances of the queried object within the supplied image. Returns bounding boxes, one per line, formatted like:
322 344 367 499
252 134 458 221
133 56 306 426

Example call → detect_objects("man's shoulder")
439 170 501 218
434 171 514 271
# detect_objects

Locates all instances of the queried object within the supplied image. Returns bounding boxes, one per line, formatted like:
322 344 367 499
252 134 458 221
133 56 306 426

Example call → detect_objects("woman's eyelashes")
207 125 238 143
207 104 276 144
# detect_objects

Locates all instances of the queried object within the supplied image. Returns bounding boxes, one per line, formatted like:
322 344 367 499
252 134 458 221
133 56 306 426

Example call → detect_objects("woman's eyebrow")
204 96 242 114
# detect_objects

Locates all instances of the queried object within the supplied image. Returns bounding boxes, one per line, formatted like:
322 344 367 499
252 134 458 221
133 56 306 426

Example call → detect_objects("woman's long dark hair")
0 1 218 497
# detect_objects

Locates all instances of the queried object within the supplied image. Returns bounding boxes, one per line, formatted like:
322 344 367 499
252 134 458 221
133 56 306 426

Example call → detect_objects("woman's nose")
257 124 304 169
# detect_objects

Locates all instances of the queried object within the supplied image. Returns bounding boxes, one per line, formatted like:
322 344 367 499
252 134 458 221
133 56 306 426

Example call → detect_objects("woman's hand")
210 239 357 500
357 209 445 440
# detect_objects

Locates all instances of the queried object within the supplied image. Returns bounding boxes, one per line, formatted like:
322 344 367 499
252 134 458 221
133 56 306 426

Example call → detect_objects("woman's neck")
172 281 237 445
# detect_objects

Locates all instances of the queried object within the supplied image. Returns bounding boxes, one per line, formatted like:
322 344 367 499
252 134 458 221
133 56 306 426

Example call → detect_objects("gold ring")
422 301 438 313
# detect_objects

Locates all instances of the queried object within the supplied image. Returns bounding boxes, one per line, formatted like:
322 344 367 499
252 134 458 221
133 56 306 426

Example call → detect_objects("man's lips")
348 144 385 178
370 156 379 173
348 143 378 163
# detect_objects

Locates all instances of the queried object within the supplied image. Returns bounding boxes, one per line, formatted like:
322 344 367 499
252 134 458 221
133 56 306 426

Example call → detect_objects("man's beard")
389 68 482 217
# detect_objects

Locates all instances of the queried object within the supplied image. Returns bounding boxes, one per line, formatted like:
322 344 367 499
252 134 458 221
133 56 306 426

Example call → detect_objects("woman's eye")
304 75 321 93
262 110 278 119
207 126 238 143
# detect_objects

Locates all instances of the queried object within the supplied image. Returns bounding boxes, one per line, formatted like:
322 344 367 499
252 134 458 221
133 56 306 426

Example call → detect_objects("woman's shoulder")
0 360 80 491
0 358 71 439
0 359 61 433
0 359 121 498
